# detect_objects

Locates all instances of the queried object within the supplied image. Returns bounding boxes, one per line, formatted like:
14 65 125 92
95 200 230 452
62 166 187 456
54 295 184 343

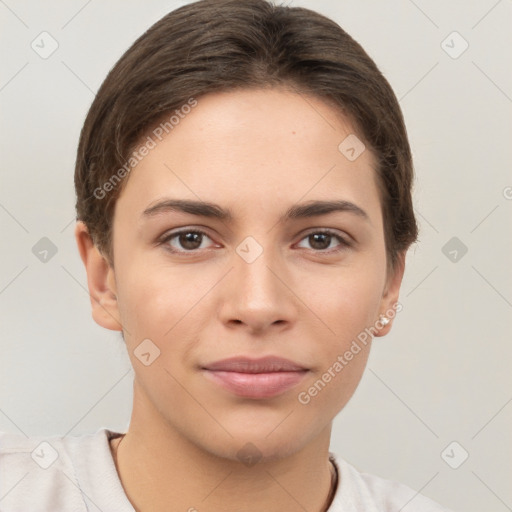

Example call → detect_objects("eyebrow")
142 198 370 223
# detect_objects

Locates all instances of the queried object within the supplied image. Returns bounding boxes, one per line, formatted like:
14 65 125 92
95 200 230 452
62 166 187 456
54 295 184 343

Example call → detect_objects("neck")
112 386 336 512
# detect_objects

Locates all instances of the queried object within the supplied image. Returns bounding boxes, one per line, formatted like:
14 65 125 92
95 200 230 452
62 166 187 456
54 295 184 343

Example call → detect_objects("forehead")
115 88 381 224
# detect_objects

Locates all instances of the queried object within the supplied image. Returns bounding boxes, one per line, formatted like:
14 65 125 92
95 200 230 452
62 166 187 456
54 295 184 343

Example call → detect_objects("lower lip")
203 370 308 399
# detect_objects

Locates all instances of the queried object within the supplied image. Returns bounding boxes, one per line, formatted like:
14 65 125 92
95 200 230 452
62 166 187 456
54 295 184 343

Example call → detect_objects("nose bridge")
236 237 284 303
219 237 296 329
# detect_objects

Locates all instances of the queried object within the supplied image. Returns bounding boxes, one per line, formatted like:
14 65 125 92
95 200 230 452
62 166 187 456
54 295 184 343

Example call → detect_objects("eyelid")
158 227 217 251
300 226 352 241
158 226 353 254
295 228 353 250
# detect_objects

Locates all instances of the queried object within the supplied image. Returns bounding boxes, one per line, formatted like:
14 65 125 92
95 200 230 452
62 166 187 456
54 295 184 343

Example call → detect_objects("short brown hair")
74 0 418 273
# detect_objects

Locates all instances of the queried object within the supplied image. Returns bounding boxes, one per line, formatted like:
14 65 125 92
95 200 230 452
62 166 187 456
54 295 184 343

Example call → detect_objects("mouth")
201 356 309 399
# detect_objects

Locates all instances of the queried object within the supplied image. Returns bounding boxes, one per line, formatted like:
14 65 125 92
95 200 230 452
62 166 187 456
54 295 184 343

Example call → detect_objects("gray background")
1 1 511 511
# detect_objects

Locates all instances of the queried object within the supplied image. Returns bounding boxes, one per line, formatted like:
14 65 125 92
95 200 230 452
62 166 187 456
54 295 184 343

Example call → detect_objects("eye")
160 229 216 253
296 230 351 252
159 228 352 255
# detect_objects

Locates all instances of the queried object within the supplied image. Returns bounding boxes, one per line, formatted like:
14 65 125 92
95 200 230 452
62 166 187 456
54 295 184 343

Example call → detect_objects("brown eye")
162 229 215 252
297 230 351 252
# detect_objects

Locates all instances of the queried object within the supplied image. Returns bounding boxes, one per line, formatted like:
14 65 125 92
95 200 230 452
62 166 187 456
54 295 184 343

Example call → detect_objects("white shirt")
0 428 453 511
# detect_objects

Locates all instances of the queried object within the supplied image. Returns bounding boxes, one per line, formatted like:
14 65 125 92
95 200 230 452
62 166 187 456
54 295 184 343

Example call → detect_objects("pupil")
181 232 201 249
177 233 333 251
311 233 330 250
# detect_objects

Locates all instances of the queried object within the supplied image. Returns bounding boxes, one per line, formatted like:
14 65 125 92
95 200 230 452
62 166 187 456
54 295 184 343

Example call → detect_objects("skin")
75 87 406 512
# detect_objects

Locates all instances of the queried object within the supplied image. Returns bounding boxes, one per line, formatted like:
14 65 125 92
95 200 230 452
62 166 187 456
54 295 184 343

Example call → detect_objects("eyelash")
159 228 352 255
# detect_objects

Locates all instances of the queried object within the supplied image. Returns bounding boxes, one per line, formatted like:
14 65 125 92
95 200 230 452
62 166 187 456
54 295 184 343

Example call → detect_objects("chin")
196 415 324 465
203 435 307 465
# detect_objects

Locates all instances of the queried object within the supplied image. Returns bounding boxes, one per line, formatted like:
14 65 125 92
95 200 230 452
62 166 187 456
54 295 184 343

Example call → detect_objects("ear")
74 221 123 331
374 250 406 338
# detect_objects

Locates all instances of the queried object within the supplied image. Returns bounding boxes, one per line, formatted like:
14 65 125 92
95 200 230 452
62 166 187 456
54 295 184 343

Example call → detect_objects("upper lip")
202 356 308 373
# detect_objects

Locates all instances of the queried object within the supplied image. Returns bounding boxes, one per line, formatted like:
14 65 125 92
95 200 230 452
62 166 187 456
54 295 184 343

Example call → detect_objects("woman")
0 0 453 510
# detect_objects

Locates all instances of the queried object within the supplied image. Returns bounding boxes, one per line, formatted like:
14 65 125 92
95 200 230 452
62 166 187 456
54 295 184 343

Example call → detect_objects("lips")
201 356 309 399
204 356 307 373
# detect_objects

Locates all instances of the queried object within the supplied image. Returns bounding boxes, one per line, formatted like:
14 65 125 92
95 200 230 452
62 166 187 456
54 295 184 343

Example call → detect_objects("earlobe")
74 221 123 332
374 251 407 338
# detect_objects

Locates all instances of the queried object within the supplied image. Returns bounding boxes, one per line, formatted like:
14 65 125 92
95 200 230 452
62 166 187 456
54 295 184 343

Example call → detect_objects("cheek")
296 261 383 402
113 281 165 357
115 259 214 359
115 255 179 325
296 341 371 424
302 261 384 334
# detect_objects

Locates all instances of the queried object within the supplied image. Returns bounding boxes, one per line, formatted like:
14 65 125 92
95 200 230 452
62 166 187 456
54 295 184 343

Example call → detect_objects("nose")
217 244 298 334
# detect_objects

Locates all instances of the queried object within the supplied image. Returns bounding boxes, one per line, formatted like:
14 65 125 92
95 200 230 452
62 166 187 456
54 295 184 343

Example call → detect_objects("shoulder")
328 452 455 512
0 428 131 512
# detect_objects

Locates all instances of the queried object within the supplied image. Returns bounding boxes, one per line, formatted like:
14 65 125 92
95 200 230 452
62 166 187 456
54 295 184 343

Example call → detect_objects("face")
80 88 404 461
